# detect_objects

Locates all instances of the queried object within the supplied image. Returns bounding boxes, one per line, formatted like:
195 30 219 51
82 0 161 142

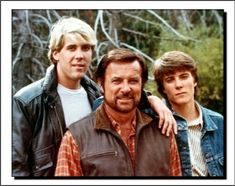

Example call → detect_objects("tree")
12 9 224 114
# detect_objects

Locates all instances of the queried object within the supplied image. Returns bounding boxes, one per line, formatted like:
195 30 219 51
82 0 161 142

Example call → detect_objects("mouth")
117 96 134 102
72 64 86 70
175 92 186 96
119 98 132 101
117 95 133 99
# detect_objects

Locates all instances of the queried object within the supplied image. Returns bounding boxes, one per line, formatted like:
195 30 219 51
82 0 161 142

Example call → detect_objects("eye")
81 44 92 52
111 78 121 84
165 77 174 83
129 78 140 84
66 45 76 51
180 73 189 80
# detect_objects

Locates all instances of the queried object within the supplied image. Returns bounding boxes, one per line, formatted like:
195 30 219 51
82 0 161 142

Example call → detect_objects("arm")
147 95 177 136
12 97 32 176
55 130 83 176
93 92 177 136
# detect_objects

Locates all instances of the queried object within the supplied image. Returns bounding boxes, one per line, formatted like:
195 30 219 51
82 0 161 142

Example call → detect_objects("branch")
26 74 35 83
31 13 51 29
30 33 43 48
147 10 197 41
46 10 61 24
13 43 24 68
212 10 223 35
180 10 193 32
25 10 32 34
96 41 109 61
122 27 186 41
94 9 101 59
32 57 46 75
119 42 155 63
123 12 161 28
98 10 119 48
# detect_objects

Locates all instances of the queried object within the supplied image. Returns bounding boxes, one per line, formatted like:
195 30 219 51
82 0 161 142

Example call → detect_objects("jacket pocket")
82 150 118 159
213 153 224 176
32 146 54 175
81 150 125 176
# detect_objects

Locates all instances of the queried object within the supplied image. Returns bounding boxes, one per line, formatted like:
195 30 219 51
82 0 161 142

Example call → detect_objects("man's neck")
57 78 81 90
57 66 81 89
172 101 199 122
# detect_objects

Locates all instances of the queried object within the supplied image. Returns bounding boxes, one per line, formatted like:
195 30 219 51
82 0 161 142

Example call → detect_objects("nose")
175 78 183 89
120 81 131 93
74 49 84 60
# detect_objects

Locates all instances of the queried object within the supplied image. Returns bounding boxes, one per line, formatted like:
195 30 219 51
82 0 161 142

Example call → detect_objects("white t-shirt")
57 84 92 127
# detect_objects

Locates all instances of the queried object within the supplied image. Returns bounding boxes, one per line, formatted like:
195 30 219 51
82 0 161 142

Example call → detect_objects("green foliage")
147 22 224 114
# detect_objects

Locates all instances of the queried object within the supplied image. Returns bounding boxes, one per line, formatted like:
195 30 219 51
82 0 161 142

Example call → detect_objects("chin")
73 73 85 80
117 105 136 113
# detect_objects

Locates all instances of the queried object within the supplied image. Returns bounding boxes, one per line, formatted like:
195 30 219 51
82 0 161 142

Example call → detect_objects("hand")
147 95 177 136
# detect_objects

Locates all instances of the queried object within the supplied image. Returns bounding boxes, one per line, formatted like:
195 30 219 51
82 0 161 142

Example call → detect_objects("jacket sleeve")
138 90 156 117
12 96 33 176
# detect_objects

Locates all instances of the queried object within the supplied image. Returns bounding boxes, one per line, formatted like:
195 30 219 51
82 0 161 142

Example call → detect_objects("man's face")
102 60 142 113
162 70 197 107
53 33 92 89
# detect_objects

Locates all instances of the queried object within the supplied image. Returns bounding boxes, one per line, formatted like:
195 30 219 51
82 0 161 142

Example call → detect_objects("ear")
52 50 59 61
194 82 197 87
97 79 104 94
100 86 104 94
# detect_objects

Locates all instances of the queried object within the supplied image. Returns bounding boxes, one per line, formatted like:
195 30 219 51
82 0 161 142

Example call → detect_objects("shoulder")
201 106 223 120
69 112 96 131
81 76 102 100
13 78 44 104
200 105 224 131
81 76 100 91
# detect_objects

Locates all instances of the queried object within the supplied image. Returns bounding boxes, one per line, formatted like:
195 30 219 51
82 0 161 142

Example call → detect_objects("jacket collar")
41 64 94 93
42 64 57 92
95 104 152 131
168 99 218 132
201 106 218 132
41 64 101 105
41 64 58 105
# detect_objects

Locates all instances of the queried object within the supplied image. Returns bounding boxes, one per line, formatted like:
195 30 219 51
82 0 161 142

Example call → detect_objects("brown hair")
154 51 198 98
95 48 148 87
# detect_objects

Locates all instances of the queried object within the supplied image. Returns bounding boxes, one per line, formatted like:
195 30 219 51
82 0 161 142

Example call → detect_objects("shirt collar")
95 104 152 131
104 105 137 133
188 102 203 130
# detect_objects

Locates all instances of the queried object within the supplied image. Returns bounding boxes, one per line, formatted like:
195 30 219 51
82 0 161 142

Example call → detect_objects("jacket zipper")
51 105 64 138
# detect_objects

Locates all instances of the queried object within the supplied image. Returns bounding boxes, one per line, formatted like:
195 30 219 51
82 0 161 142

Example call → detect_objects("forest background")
12 9 224 114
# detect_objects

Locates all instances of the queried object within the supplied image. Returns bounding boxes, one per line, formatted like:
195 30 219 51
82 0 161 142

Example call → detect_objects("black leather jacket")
12 64 102 177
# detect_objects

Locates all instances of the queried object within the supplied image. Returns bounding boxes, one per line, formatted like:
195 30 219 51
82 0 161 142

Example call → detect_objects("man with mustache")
55 48 181 176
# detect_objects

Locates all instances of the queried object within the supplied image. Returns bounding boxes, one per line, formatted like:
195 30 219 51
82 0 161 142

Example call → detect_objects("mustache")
116 93 134 99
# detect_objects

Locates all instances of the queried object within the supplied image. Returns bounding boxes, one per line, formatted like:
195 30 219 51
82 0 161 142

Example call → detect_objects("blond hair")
48 17 97 63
